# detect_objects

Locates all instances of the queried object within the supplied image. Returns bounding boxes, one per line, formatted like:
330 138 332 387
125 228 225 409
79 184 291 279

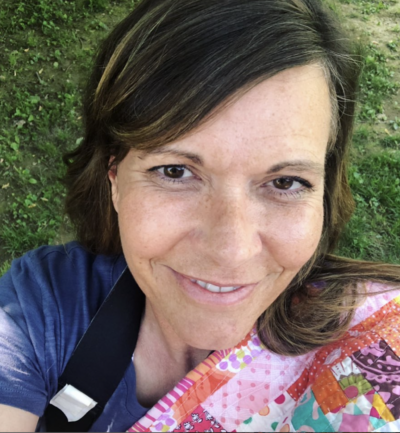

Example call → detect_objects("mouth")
169 268 260 307
189 278 243 293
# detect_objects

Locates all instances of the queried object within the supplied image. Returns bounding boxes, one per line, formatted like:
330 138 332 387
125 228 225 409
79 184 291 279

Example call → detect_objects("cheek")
117 190 192 260
263 202 324 270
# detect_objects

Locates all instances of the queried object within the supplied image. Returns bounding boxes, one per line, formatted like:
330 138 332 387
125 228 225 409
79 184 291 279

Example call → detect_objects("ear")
108 157 119 214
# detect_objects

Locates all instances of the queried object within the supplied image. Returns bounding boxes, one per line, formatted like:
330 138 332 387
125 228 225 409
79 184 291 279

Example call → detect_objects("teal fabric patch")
369 417 386 430
354 405 364 416
292 390 334 432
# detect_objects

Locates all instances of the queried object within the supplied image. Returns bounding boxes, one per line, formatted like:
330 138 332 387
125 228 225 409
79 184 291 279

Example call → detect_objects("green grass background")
0 0 399 275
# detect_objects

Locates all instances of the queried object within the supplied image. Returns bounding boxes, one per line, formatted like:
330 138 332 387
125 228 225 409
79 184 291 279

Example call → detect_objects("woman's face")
109 65 332 350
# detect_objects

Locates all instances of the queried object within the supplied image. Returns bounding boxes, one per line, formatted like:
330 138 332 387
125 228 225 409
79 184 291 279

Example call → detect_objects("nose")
200 190 263 268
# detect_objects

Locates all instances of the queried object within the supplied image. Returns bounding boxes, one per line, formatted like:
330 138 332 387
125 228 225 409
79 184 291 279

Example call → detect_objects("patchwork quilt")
128 283 400 432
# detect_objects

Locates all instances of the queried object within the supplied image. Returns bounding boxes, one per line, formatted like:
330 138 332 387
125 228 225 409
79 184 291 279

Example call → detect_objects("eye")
272 177 300 190
160 166 189 179
159 165 193 179
148 164 196 184
264 176 314 199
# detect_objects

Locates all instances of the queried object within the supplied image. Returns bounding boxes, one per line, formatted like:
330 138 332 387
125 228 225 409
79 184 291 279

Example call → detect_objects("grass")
0 0 399 276
357 43 399 121
0 0 136 271
333 0 400 263
337 152 400 262
380 134 400 149
337 0 389 16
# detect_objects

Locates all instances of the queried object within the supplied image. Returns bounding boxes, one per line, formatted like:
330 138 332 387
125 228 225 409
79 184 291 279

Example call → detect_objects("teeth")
194 279 207 289
191 279 241 293
220 286 240 293
205 283 220 293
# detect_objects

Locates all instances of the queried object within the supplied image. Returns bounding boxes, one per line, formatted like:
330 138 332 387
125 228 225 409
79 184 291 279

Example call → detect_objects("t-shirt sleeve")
0 254 48 416
0 243 126 424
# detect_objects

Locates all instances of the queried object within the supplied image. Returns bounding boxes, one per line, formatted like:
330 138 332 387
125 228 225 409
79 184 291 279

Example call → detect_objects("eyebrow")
143 148 324 176
266 160 325 176
142 148 204 165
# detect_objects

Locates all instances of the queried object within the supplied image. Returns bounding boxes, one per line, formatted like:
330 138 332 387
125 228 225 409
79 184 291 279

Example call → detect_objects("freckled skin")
109 65 331 385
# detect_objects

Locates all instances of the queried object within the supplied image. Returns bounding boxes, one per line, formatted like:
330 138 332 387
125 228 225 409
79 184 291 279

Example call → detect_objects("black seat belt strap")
43 267 145 432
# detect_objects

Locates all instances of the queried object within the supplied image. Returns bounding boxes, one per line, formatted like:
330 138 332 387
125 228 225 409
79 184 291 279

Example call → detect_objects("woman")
1 0 400 431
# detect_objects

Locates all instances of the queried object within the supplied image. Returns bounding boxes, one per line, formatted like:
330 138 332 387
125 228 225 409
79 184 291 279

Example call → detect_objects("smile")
190 279 242 293
168 268 259 307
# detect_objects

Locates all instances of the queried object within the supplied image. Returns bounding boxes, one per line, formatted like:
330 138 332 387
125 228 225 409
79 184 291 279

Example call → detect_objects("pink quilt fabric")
128 283 400 432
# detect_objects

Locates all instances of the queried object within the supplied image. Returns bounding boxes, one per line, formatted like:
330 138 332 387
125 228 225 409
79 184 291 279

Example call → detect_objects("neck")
133 300 211 407
138 300 211 368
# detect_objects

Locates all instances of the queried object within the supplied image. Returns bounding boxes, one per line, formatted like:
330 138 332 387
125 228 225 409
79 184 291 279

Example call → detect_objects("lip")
170 268 259 307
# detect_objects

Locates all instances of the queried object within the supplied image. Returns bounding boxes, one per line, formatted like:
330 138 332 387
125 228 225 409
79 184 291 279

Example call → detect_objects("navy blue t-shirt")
0 242 148 431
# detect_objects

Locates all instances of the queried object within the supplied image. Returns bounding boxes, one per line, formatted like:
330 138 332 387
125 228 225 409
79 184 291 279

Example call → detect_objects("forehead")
145 64 332 167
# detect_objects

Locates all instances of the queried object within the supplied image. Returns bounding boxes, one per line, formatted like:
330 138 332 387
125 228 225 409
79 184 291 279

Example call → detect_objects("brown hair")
64 0 400 355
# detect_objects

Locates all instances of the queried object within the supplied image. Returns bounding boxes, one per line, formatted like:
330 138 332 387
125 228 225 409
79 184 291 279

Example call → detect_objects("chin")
181 321 254 352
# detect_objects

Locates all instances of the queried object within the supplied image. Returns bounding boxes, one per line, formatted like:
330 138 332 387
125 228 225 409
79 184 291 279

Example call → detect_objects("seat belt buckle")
50 384 98 422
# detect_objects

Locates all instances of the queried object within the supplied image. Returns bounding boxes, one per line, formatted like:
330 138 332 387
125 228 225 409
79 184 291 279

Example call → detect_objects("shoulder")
0 242 127 417
1 241 128 361
15 241 125 289
5 241 126 310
